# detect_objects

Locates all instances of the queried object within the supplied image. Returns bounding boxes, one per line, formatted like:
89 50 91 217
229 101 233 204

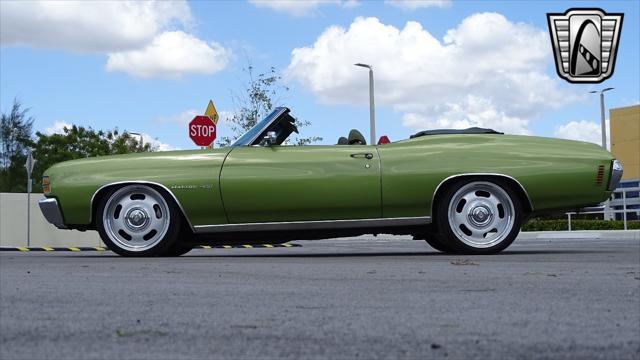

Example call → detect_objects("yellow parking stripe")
2 243 300 252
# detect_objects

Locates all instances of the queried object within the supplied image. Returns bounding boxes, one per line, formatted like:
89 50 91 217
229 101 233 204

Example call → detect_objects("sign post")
25 150 35 247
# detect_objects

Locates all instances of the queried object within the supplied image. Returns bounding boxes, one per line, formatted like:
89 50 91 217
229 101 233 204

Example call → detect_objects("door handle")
350 152 373 160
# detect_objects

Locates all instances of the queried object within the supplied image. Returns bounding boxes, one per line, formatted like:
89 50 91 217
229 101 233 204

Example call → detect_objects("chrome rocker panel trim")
194 216 431 234
38 198 67 229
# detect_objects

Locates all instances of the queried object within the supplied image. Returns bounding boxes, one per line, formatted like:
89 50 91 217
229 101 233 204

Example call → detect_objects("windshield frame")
231 107 290 146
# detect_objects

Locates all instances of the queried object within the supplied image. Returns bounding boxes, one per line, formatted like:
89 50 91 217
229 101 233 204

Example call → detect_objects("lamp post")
129 132 144 151
589 87 614 149
354 63 376 145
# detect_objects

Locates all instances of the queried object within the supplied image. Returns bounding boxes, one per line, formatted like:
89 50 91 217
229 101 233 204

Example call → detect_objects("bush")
523 219 640 231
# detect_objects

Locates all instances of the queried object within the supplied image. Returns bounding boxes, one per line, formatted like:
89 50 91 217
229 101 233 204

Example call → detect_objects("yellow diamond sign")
205 100 219 125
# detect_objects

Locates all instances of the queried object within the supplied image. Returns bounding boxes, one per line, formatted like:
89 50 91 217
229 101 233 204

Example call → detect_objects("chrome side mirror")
261 131 277 146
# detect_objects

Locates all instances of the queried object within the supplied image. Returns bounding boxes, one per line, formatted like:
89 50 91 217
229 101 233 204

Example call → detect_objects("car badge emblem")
547 8 623 83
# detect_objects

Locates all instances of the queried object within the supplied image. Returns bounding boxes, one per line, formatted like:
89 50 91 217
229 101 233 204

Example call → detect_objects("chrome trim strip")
38 198 67 229
193 216 431 234
89 181 195 232
608 160 623 191
431 173 535 213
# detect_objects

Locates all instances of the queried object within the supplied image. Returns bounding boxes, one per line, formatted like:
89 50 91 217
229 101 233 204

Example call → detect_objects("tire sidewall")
436 178 523 254
96 185 183 257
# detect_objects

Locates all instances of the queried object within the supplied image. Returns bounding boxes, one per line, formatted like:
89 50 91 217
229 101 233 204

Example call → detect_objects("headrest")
348 129 366 145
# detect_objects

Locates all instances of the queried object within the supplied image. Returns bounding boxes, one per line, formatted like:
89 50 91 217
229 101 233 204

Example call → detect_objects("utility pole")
354 63 376 145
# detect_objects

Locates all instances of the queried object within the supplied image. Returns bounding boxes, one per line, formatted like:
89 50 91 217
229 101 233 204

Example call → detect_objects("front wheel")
96 185 184 257
435 180 523 254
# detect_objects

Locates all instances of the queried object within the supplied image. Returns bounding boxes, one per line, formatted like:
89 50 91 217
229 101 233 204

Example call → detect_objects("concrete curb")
518 230 640 241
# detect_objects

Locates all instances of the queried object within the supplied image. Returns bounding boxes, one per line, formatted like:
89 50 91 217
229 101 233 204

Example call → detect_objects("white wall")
0 193 104 247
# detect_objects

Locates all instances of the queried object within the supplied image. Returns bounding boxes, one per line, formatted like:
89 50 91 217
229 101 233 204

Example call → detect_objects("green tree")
0 99 34 192
217 65 322 146
31 125 154 190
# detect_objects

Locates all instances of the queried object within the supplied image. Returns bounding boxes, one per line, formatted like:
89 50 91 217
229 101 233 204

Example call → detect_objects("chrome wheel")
447 181 515 248
102 186 171 252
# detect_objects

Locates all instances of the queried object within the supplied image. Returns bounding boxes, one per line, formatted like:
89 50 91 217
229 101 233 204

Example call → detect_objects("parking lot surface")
1 234 639 359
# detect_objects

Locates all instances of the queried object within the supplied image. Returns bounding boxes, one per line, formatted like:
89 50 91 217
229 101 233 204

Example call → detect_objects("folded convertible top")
410 127 504 139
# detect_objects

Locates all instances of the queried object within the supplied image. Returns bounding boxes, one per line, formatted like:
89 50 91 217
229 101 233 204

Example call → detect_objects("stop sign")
189 115 216 146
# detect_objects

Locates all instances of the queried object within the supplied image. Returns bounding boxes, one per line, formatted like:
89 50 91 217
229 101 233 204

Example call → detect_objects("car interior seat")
348 129 366 145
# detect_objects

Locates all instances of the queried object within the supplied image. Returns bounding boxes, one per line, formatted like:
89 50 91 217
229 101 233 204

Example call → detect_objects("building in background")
609 104 639 220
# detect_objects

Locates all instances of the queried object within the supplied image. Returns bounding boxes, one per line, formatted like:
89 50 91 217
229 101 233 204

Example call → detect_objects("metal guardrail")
566 187 640 231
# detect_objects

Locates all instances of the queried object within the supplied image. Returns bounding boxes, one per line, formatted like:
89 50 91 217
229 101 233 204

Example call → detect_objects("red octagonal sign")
189 115 216 146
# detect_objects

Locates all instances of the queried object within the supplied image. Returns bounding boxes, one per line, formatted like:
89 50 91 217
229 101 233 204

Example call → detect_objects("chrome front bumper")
38 198 67 229
608 160 624 191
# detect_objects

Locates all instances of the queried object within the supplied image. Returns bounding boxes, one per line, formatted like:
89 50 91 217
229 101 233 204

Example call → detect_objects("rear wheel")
96 185 184 257
435 179 522 254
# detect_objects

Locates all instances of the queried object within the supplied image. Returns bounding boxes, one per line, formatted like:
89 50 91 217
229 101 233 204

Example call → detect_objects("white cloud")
287 14 579 135
155 109 201 125
385 0 450 10
248 0 358 17
155 108 234 125
136 133 180 152
106 31 231 79
44 121 72 135
0 1 192 53
554 120 609 148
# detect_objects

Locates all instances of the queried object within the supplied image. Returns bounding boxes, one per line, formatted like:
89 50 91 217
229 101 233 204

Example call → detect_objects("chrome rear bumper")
608 160 624 191
38 198 67 229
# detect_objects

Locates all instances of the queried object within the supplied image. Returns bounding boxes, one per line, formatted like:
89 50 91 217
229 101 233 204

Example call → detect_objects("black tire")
96 185 184 257
435 179 523 255
425 234 456 253
161 243 193 257
413 232 455 253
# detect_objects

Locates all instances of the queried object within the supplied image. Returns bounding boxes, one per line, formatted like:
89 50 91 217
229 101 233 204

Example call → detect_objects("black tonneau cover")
410 127 503 139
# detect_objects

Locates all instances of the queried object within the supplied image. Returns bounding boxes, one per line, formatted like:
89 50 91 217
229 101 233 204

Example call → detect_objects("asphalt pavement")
1 233 639 359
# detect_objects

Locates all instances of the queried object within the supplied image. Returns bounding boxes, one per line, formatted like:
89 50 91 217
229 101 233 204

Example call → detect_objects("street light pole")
589 87 614 149
354 63 376 145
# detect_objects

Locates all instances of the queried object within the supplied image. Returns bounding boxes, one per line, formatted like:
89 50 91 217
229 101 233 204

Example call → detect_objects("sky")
1 0 639 151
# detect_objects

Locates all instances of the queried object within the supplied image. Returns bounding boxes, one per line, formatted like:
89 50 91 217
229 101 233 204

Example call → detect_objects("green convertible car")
39 107 623 257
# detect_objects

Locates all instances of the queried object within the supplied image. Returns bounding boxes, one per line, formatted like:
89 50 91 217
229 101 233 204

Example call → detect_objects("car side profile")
39 107 623 256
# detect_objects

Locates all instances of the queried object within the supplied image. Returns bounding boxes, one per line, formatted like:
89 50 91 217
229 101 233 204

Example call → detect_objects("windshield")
231 107 290 146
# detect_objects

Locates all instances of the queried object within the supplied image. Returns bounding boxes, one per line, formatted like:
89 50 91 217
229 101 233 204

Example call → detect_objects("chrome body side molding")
193 216 431 234
89 181 195 232
431 173 535 213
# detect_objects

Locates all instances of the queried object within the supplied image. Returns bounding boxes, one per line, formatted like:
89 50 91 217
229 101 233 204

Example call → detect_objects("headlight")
42 176 51 194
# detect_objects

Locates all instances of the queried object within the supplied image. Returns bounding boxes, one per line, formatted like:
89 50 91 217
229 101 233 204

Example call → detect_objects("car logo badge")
547 8 623 83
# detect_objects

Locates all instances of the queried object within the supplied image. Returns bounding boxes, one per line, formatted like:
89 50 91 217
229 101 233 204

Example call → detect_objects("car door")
220 145 381 223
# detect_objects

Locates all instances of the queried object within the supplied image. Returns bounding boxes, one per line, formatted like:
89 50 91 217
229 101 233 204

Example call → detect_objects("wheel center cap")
469 205 492 226
126 208 148 228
